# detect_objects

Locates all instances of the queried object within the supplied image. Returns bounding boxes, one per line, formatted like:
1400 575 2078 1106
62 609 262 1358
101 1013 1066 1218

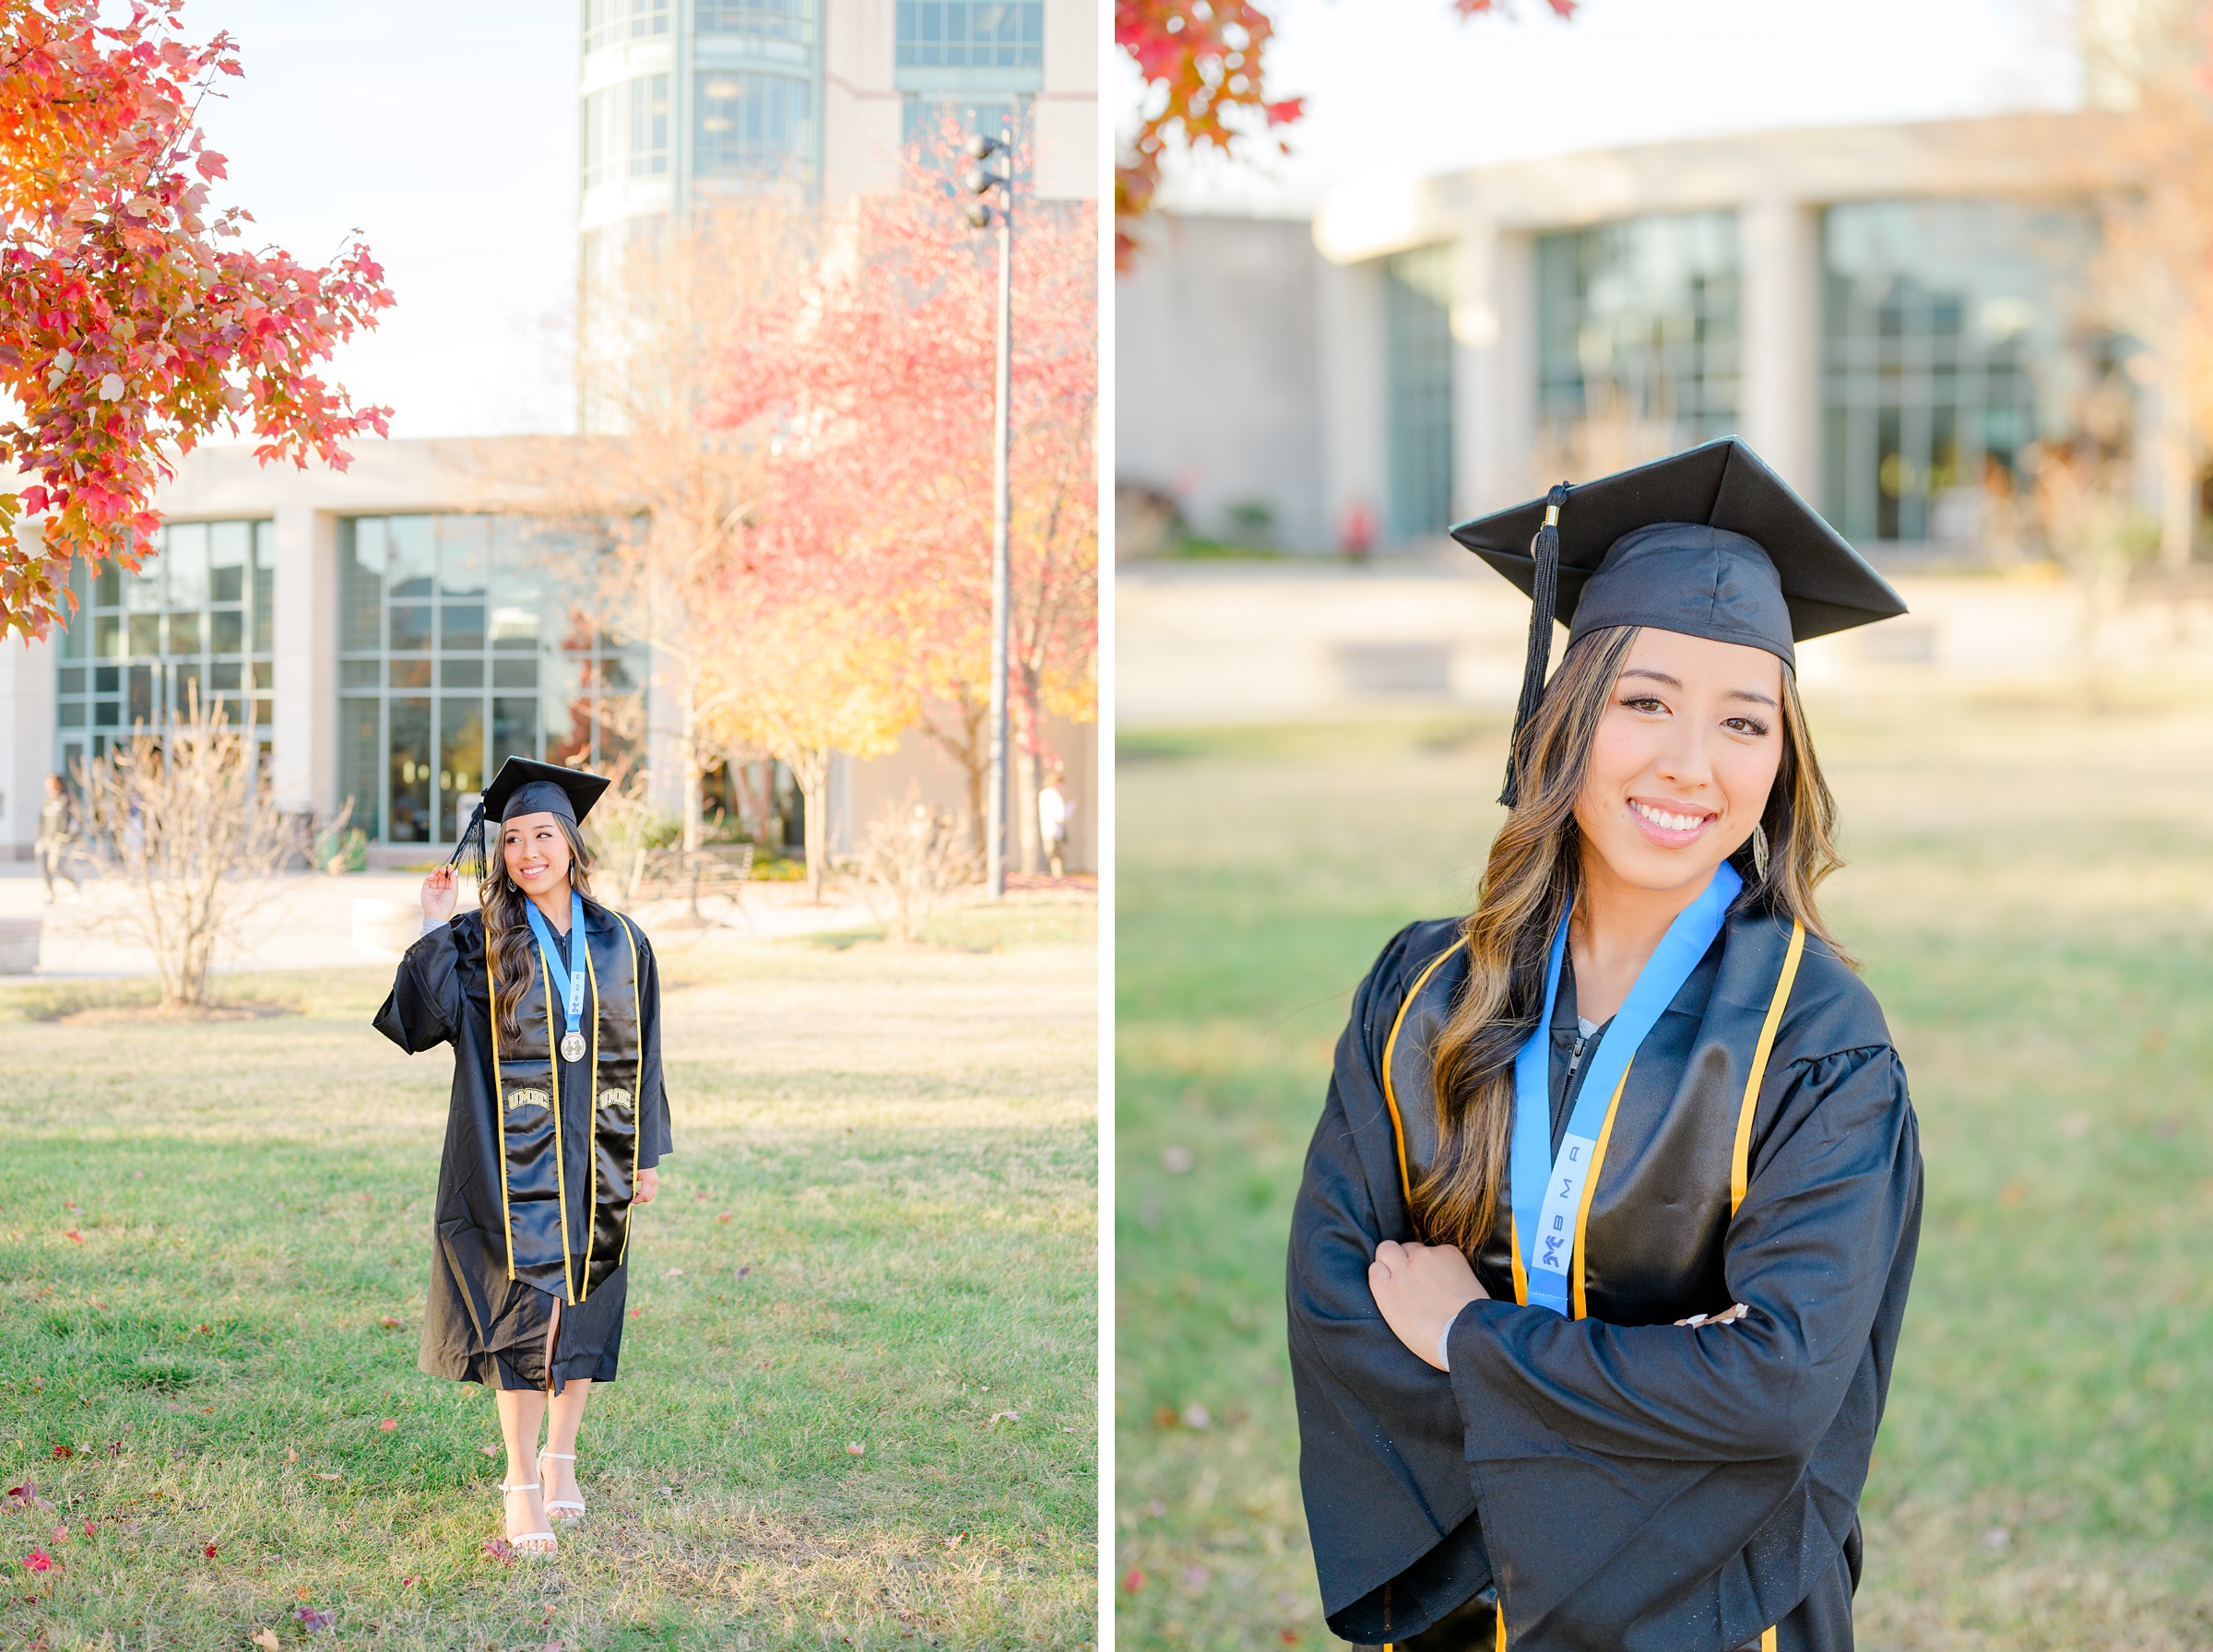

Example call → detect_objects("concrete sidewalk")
0 864 882 979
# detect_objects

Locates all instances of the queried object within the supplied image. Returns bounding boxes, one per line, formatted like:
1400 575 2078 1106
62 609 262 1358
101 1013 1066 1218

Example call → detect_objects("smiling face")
1571 627 1786 898
501 810 574 899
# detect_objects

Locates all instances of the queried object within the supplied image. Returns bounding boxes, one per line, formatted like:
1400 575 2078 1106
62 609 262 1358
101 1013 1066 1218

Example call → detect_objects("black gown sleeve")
1287 922 1495 1643
631 923 672 1169
1443 1044 1922 1647
373 920 466 1053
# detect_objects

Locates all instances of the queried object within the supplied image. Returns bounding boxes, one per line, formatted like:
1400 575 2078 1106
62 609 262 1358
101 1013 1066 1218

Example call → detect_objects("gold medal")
561 1030 586 1063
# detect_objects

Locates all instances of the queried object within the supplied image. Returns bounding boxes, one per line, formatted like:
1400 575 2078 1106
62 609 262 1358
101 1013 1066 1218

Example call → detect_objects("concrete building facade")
1118 112 2181 567
0 439 1096 872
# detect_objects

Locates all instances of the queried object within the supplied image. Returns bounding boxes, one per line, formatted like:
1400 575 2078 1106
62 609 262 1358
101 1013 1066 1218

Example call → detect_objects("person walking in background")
376 756 671 1558
1288 442 1923 1650
1038 763 1071 877
35 773 82 902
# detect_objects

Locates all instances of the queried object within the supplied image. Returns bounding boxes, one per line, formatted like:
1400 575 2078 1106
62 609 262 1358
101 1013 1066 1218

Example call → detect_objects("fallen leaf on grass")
62 1231 81 1244
49 1446 71 1460
203 1543 218 1558
716 1212 732 1223
286 1448 297 1462
987 1410 1020 1427
194 1324 211 1335
734 1266 751 1279
80 1521 93 1538
377 1316 400 1329
23 1548 53 1574
49 1527 67 1544
294 1605 336 1634
377 1420 397 1432
846 1442 866 1457
1280 1632 1300 1645
1122 1567 1144 1594
942 1532 964 1549
482 1537 512 1562
251 1631 279 1651
628 1307 645 1319
295 1585 310 1600
1181 1403 1212 1430
314 1472 342 1482
480 1445 500 1458
663 1268 683 1277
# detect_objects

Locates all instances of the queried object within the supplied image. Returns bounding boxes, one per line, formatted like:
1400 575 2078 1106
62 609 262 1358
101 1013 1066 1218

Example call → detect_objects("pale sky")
191 2 578 441
1128 0 2087 217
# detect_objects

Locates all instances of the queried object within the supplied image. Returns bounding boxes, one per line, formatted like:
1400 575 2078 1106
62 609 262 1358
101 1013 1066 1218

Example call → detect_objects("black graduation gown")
1287 902 1922 1650
375 900 672 1393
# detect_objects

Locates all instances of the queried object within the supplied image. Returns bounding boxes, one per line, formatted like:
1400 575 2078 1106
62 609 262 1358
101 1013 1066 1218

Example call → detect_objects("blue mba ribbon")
524 892 588 1049
1509 859 1741 1316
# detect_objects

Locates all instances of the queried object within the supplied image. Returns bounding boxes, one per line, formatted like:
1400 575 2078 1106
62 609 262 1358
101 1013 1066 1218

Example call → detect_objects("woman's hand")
1369 1240 1487 1372
1675 1303 1750 1328
421 865 458 924
633 1166 659 1206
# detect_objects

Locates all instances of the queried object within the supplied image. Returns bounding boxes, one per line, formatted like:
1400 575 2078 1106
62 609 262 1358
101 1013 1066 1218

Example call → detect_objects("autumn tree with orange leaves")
0 0 393 639
712 132 1096 878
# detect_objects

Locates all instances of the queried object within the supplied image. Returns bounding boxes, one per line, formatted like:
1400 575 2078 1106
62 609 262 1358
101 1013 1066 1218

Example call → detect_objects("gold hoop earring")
1750 823 1770 881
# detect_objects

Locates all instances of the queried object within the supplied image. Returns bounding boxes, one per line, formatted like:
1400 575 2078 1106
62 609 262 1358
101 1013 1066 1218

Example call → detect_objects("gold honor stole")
1379 921 1806 1652
485 907 645 1304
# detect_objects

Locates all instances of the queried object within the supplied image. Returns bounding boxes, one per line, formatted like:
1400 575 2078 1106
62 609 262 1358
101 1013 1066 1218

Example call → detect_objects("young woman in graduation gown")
1287 440 1924 1651
375 758 671 1556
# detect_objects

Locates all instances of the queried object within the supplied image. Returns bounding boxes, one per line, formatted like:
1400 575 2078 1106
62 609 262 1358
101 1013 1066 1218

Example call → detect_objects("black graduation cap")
446 756 611 875
1450 437 1907 805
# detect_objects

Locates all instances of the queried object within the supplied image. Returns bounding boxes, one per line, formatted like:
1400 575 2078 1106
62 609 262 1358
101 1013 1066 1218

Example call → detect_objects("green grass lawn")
1115 697 2213 1651
0 898 1097 1651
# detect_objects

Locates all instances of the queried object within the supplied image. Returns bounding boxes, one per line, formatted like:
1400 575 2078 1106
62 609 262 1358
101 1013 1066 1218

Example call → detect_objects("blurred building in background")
1118 109 2188 568
0 1 1102 869
578 0 1097 430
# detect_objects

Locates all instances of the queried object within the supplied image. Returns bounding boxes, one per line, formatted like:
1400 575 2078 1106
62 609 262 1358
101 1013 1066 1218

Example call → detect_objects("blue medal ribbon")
524 892 588 1053
1509 860 1741 1315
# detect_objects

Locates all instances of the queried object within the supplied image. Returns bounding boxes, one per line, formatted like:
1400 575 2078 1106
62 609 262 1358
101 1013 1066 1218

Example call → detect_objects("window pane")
94 562 120 608
95 615 121 658
208 521 249 603
1384 244 1456 541
58 666 85 694
439 515 489 598
388 698 432 843
339 697 383 841
127 665 154 725
95 666 118 694
543 653 593 768
492 656 538 689
58 702 85 728
387 515 435 599
694 70 813 183
210 610 244 655
440 697 487 838
390 605 433 654
167 612 201 656
128 614 161 656
389 658 432 690
124 556 162 612
211 661 243 691
341 518 385 651
164 524 209 607
441 605 486 652
492 695 539 767
341 659 379 689
443 657 485 689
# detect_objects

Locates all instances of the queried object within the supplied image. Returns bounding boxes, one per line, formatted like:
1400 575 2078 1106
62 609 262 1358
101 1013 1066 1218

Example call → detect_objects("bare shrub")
582 759 680 908
75 692 312 1010
857 790 979 946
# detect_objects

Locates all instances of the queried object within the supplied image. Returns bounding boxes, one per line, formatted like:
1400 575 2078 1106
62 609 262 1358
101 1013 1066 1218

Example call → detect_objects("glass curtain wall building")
51 521 275 782
337 515 645 844
1536 211 1742 457
896 0 1045 151
1822 199 2103 551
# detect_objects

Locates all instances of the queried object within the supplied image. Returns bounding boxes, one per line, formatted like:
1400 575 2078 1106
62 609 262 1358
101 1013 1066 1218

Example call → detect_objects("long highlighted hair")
479 815 597 1044
1413 625 1846 1257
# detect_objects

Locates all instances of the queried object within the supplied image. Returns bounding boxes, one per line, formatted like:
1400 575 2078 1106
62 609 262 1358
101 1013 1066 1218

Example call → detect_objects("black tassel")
1498 482 1569 808
447 800 488 881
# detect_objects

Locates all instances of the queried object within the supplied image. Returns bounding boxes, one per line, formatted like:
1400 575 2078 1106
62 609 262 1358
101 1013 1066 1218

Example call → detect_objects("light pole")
962 127 1012 901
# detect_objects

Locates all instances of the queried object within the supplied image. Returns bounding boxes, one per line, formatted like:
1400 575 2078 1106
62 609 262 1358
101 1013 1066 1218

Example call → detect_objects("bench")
631 844 755 920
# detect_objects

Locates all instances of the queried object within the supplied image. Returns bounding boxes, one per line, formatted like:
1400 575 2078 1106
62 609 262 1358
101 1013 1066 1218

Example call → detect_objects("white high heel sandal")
498 1481 558 1554
538 1450 586 1521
